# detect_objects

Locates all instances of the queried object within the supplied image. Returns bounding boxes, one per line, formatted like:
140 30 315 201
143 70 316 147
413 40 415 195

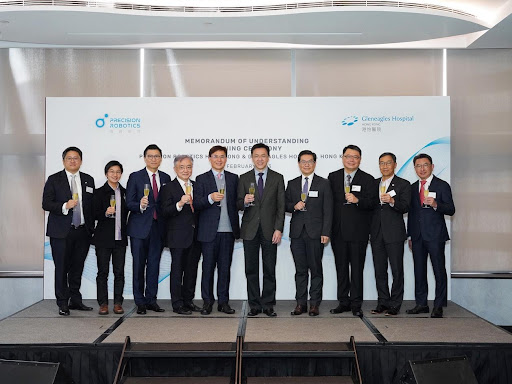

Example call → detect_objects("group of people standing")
42 142 454 319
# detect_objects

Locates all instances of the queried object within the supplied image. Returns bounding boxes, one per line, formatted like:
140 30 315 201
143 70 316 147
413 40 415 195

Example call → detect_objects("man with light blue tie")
126 144 171 315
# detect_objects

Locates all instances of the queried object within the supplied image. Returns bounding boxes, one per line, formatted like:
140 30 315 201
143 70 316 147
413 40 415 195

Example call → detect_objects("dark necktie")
152 173 158 219
303 177 309 195
258 172 264 198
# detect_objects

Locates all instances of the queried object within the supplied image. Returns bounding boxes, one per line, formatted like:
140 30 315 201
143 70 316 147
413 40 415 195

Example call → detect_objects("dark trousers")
411 238 448 308
50 226 90 308
170 240 201 309
95 241 126 306
201 232 234 305
243 225 277 310
331 238 368 309
370 231 404 310
290 228 324 306
130 220 163 306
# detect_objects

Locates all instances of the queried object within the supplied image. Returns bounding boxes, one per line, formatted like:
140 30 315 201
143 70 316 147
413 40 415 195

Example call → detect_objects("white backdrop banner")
44 97 451 303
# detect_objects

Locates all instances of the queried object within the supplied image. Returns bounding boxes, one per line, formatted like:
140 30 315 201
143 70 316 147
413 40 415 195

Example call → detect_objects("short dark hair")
251 143 270 155
343 144 361 156
104 160 123 175
209 145 227 157
144 144 162 157
379 152 396 163
62 146 82 160
298 150 316 162
413 153 433 165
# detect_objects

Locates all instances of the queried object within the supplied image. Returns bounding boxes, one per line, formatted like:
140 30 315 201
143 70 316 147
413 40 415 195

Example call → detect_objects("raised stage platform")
1 300 511 383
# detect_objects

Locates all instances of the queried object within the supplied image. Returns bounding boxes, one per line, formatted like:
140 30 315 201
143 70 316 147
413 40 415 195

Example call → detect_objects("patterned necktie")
346 174 351 187
303 177 309 195
71 175 81 227
258 172 264 198
420 180 427 205
152 173 158 219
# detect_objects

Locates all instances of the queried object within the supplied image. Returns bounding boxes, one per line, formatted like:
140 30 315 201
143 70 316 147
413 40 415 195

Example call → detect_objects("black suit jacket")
237 168 285 241
285 174 333 239
91 181 128 248
160 178 199 249
370 175 411 244
407 175 455 242
328 168 377 242
194 170 240 243
42 169 95 238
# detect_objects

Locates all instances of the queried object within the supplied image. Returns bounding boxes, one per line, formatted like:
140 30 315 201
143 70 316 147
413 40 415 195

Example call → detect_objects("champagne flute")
380 184 386 205
300 192 307 211
218 180 225 207
344 184 351 205
185 182 192 204
248 182 256 207
109 194 116 218
423 188 429 208
143 183 150 208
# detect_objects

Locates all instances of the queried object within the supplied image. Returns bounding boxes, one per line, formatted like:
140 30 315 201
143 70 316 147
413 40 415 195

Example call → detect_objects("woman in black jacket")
92 160 129 315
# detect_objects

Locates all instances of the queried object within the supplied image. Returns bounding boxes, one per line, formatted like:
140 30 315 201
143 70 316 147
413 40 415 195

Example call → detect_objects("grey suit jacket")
237 168 285 241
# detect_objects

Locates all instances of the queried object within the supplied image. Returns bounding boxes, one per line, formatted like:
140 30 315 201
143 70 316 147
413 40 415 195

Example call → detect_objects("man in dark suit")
370 152 411 316
406 153 455 318
329 144 377 317
42 146 95 316
161 155 202 315
237 143 285 317
285 150 333 317
194 145 240 315
126 144 171 315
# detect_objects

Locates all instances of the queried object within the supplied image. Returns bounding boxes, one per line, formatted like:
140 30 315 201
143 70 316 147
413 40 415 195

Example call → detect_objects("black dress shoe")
371 304 389 314
69 302 93 311
218 304 235 314
330 304 351 314
146 303 165 312
136 305 147 315
248 308 262 317
406 305 429 314
291 304 307 316
173 306 192 315
59 306 70 316
352 308 363 317
201 303 213 315
431 307 443 318
386 307 400 316
263 307 277 317
184 303 202 312
309 306 320 317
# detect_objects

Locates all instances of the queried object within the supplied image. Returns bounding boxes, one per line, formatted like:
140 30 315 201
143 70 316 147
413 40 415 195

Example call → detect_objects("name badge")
86 186 94 194
351 185 361 192
428 191 436 198
388 190 396 198
308 191 318 198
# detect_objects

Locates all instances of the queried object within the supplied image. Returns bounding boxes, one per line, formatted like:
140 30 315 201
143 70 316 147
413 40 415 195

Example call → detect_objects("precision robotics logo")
96 114 108 128
342 116 359 126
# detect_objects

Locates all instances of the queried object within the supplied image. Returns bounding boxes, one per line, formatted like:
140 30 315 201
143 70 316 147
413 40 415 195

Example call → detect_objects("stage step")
247 377 354 383
123 378 231 383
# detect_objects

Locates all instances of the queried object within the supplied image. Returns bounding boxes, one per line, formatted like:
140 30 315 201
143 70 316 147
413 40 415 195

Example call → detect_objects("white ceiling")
0 0 511 48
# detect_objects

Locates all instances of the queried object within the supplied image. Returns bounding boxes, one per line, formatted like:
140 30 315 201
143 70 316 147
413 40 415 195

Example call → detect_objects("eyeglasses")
379 161 394 166
211 155 226 160
300 160 315 165
146 155 162 160
65 157 80 162
178 166 193 170
343 155 360 160
414 163 431 169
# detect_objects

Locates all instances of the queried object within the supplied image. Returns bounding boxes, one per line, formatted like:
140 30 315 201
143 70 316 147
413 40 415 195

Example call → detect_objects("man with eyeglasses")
194 146 240 315
285 150 332 316
43 146 95 316
328 145 377 317
370 152 411 316
160 155 202 315
237 143 285 317
126 144 171 315
406 153 455 318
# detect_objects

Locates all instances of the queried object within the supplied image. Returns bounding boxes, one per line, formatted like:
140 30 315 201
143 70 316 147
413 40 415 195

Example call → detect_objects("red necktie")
419 180 427 205
152 173 158 219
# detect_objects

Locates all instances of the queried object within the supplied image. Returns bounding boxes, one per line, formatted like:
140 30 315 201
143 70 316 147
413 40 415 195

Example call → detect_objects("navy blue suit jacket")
407 175 455 243
42 169 95 238
194 170 240 243
126 168 171 240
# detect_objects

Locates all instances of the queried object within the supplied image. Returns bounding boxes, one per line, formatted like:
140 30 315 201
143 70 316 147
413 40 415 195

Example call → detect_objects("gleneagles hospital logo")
342 116 359 126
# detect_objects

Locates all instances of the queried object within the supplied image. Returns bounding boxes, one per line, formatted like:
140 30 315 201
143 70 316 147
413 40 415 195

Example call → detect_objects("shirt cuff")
140 205 146 213
208 195 214 205
62 203 69 215
176 202 183 212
